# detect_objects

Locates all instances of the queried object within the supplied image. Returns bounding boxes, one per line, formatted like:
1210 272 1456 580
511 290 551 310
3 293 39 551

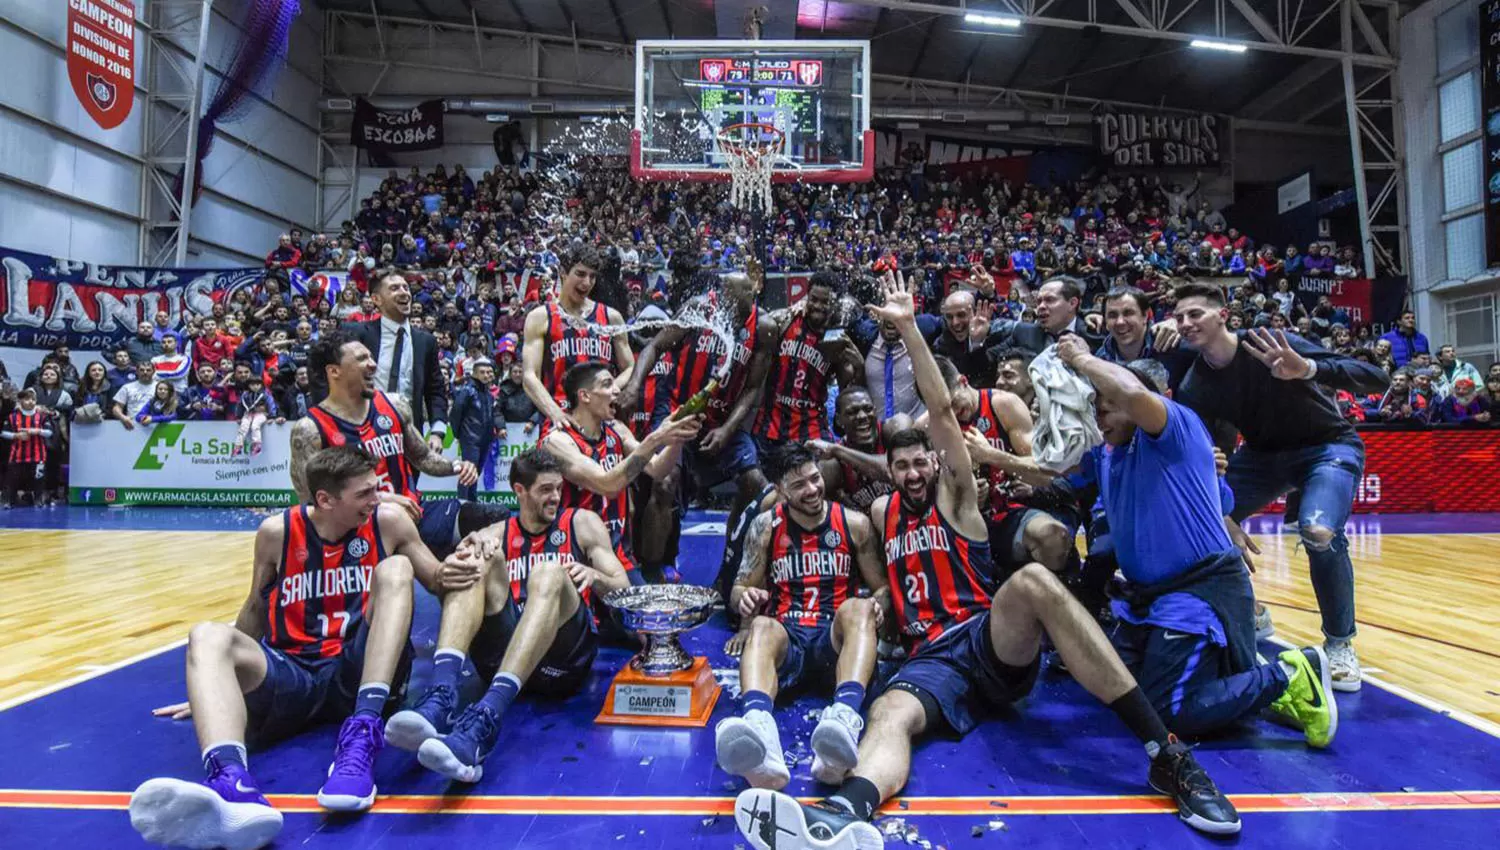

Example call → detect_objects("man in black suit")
988 273 1107 355
344 270 449 450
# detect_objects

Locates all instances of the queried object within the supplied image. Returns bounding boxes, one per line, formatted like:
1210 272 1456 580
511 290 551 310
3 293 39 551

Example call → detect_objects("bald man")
933 289 1013 388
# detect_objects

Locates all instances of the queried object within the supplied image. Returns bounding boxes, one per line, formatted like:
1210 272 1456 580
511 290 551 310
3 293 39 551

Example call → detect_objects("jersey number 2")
904 573 929 605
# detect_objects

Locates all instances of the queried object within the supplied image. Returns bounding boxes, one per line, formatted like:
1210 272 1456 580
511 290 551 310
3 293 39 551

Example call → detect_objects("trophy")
594 585 723 727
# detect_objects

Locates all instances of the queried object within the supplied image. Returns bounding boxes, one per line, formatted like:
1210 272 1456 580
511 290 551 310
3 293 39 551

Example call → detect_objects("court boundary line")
1 788 1496 817
0 638 187 713
1267 636 1500 740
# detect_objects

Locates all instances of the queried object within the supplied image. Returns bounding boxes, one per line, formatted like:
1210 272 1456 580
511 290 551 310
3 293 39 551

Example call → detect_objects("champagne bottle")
672 379 720 421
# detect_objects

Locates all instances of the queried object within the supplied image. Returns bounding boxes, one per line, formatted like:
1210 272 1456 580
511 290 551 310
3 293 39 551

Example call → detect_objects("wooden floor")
1 526 1498 726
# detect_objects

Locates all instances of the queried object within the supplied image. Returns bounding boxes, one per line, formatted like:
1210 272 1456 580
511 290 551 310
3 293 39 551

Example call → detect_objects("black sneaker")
733 789 883 850
1148 740 1241 835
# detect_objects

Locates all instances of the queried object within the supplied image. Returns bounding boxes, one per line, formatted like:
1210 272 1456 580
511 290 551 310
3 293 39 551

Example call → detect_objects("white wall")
0 0 148 265
0 0 323 269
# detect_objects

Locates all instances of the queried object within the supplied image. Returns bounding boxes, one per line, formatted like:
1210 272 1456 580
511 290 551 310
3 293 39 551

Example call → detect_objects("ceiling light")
964 12 1023 28
1189 38 1248 53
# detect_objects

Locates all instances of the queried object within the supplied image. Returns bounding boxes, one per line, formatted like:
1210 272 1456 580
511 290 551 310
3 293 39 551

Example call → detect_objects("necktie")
883 344 896 418
387 326 406 393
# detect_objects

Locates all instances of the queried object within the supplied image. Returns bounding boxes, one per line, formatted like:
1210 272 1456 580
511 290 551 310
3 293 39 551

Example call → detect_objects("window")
1443 292 1498 366
1437 2 1479 75
1439 71 1479 143
1444 213 1485 280
1442 141 1482 212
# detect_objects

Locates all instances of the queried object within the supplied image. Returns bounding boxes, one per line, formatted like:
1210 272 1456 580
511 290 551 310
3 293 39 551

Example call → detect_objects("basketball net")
717 123 783 213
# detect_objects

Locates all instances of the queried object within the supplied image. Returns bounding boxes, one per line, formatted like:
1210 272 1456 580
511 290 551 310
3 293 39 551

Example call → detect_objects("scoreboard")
697 58 822 149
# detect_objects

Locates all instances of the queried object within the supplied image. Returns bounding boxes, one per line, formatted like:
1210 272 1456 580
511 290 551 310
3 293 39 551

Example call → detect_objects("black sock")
1108 686 1173 757
825 776 881 821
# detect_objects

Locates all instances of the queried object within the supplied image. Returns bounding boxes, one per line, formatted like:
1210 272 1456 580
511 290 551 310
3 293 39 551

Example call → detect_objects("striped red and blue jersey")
836 432 892 512
753 315 832 441
541 299 615 406
7 409 47 464
672 303 759 429
882 492 994 654
500 508 595 614
766 502 857 627
630 351 674 439
554 420 637 571
264 506 385 660
307 390 420 501
971 390 1024 517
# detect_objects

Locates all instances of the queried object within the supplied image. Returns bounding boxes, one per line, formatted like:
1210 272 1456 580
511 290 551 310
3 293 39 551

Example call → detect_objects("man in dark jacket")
449 358 501 499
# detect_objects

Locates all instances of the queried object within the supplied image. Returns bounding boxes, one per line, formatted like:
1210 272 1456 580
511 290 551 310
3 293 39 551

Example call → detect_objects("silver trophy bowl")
603 584 719 676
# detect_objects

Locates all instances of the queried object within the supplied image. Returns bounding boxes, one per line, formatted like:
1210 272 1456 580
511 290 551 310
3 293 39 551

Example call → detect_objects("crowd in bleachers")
2 161 1497 507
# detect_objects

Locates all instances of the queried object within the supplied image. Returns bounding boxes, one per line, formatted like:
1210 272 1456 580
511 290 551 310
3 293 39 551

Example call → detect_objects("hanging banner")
0 245 260 350
350 98 445 152
1291 276 1373 327
67 0 137 130
288 268 348 306
1096 113 1222 167
1482 0 1500 265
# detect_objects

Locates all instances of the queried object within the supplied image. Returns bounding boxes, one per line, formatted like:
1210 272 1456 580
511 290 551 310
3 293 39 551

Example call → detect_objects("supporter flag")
350 98 445 153
289 269 344 306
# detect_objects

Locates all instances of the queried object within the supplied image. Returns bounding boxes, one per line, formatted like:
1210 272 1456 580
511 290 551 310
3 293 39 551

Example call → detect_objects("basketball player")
718 445 888 790
540 361 702 584
386 449 630 783
522 243 635 431
735 271 1239 849
917 356 1072 578
129 447 481 849
627 350 674 440
809 386 895 513
291 331 507 561
620 270 774 563
1172 282 1390 691
750 271 865 456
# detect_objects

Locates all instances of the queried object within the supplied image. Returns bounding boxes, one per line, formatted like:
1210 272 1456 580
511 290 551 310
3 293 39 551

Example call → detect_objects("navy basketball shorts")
683 427 760 489
774 619 841 694
883 613 1039 737
244 621 412 748
469 593 598 698
418 496 511 560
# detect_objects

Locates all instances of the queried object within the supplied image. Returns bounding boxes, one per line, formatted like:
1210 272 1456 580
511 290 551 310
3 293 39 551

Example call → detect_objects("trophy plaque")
595 585 722 727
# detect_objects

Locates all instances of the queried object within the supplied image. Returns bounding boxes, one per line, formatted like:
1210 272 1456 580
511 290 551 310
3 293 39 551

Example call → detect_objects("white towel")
1027 345 1103 472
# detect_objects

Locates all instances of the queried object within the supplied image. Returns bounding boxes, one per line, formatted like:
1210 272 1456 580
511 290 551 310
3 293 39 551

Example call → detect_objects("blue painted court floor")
0 508 1497 848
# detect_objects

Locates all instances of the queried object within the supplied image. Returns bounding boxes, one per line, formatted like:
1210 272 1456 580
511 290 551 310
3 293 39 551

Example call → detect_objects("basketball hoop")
717 122 784 212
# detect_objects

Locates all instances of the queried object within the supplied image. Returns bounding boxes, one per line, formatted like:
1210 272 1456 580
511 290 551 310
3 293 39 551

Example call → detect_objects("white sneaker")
129 778 283 850
715 709 790 789
1254 604 1274 641
1325 639 1362 692
810 702 864 781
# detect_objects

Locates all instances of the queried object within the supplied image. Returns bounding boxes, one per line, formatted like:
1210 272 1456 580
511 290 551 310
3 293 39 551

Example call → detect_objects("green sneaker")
1267 646 1338 748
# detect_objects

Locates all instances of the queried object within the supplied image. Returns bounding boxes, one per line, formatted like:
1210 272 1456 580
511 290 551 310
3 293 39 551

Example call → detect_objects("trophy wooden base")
595 656 721 728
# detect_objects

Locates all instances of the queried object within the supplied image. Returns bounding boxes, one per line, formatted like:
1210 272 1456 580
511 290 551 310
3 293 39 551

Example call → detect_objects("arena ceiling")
316 0 1406 128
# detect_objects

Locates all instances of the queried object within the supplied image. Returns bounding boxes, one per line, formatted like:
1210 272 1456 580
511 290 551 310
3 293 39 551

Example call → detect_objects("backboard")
631 40 872 184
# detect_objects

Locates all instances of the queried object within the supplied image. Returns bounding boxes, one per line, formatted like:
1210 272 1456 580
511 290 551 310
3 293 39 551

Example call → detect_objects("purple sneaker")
129 756 282 850
317 714 384 811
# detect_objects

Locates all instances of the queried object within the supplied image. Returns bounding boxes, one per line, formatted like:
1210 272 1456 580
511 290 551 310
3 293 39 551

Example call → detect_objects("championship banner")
1481 0 1500 265
69 421 538 507
1096 113 1222 168
0 245 260 350
350 98 445 152
67 0 136 130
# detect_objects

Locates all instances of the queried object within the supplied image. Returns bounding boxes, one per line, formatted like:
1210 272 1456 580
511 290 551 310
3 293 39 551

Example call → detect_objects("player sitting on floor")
734 270 1241 850
717 444 889 790
386 448 631 783
129 446 480 850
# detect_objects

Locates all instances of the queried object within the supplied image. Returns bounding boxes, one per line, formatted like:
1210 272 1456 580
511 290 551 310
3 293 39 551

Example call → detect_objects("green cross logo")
134 423 185 470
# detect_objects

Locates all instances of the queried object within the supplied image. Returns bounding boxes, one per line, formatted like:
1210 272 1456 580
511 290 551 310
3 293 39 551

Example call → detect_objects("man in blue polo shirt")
1054 336 1336 744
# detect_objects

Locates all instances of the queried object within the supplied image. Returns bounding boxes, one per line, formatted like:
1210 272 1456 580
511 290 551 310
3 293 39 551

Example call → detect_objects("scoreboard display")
696 57 823 151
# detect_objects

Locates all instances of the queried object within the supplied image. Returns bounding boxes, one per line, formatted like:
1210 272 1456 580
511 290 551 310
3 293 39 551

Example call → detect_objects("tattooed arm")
288 417 323 503
391 394 476 482
729 509 775 618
